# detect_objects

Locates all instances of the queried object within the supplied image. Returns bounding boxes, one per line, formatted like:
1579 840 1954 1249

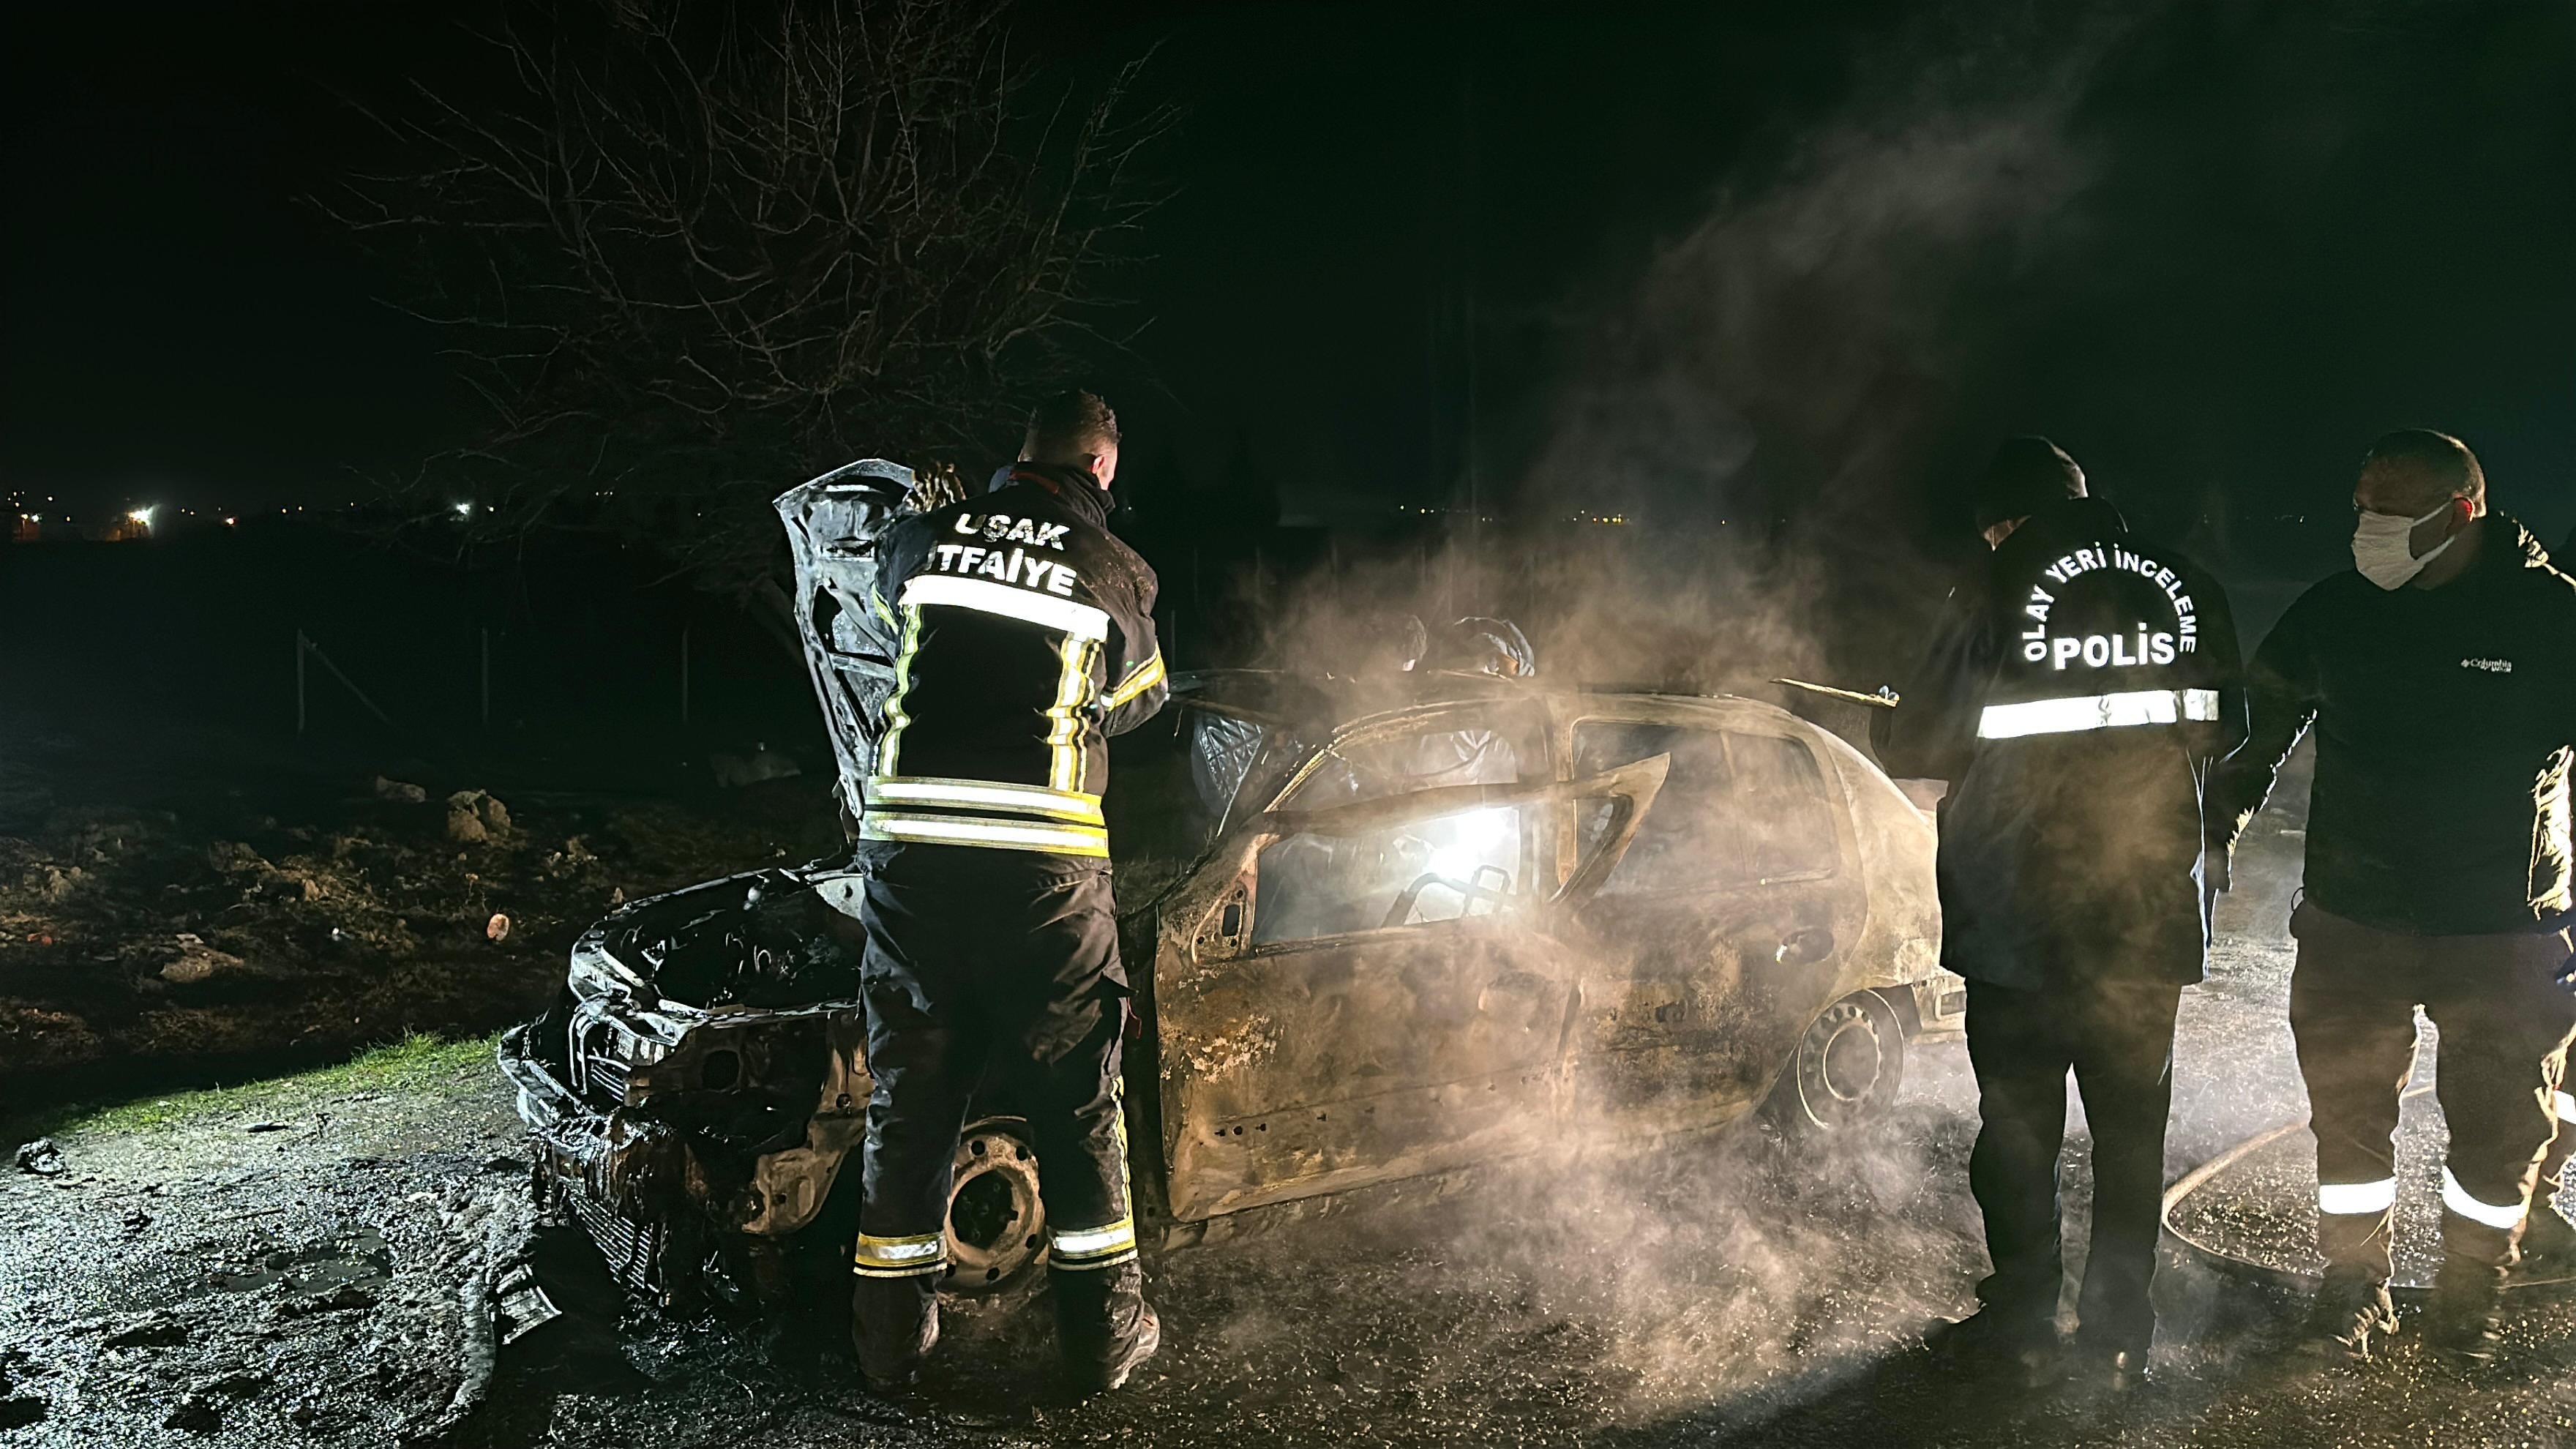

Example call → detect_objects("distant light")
453 501 475 518
222 517 237 527
127 506 156 528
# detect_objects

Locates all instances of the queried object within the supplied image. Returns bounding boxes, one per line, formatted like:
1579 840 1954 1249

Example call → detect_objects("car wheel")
1765 990 1906 1135
943 1117 1047 1294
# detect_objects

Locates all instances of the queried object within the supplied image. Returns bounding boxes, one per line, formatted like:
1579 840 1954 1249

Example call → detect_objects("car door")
1561 712 1863 1136
1152 707 1663 1221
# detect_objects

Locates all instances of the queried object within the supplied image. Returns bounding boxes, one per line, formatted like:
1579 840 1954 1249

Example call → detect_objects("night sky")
5 1 2572 574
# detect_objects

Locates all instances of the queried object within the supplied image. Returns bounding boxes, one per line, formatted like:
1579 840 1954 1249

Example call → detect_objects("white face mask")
2351 502 2457 590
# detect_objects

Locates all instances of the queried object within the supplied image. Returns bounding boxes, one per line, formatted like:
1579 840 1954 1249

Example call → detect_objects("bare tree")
336 0 1161 613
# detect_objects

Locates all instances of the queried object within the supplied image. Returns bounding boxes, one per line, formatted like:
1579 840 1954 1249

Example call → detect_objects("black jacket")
2217 514 2576 936
859 463 1167 860
1876 497 2246 988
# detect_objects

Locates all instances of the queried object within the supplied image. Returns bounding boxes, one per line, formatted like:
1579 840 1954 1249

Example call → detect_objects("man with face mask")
1878 437 2244 1398
2220 429 2576 1367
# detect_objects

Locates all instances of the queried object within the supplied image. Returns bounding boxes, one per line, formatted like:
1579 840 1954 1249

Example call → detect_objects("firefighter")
1876 437 2244 1396
847 389 1169 1393
2219 430 2576 1365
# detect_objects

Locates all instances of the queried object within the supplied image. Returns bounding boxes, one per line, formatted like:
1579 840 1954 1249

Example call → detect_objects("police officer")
2220 430 2576 1365
1877 438 2244 1395
847 390 1168 1393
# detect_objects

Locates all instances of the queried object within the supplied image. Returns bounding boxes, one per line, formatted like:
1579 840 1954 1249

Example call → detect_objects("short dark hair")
1024 389 1119 462
2362 428 2483 501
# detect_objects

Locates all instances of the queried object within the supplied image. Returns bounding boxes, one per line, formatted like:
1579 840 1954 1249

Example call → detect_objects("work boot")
853 1274 940 1390
1921 1307 2062 1390
1054 1262 1161 1395
2425 1257 2506 1369
2302 1270 2400 1362
2518 1195 2576 1271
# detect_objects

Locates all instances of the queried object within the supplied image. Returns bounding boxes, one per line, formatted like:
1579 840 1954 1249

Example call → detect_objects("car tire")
1764 990 1906 1136
943 1117 1048 1296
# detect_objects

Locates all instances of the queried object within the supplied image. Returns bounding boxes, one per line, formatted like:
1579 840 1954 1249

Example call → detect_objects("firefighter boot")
2518 1188 2576 1270
2301 1270 2400 1362
2425 1255 2506 1369
1055 1261 1161 1395
853 1273 940 1390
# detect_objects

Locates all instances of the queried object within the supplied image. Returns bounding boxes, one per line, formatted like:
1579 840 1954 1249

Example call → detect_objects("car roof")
1168 668 1813 738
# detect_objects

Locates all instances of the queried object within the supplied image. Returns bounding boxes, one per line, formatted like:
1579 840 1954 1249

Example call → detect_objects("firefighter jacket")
858 463 1167 860
2215 514 2576 937
1875 496 2246 989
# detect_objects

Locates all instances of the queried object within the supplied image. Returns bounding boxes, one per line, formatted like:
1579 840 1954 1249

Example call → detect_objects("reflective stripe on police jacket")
1979 688 2222 739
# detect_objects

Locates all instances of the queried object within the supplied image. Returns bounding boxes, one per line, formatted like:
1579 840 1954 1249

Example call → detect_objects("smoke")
1522 7 2129 530
1087 7 2354 1440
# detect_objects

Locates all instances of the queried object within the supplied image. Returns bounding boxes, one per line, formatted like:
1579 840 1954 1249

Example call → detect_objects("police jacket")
2217 514 2576 937
860 463 1167 860
1875 496 2245 988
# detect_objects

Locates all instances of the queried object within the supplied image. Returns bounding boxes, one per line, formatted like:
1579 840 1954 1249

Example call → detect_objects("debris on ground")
160 932 247 984
0 760 836 1085
446 789 512 844
12 1137 64 1176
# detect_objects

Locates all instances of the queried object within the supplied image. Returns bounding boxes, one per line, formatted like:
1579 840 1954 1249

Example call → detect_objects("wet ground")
10 804 2576 1447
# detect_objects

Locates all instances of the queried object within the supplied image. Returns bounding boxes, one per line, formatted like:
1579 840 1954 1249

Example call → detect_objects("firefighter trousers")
849 847 1137 1295
2288 902 2576 1283
1965 976 2184 1355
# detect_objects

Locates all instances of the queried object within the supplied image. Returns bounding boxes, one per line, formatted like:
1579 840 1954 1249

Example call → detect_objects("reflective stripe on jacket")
861 464 1166 858
1875 495 2247 988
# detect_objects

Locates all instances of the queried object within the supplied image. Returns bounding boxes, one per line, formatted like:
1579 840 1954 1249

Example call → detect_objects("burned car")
500 665 1958 1313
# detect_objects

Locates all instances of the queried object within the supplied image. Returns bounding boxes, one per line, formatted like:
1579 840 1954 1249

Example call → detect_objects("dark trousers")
850 848 1137 1289
1965 976 2184 1354
2288 902 2576 1281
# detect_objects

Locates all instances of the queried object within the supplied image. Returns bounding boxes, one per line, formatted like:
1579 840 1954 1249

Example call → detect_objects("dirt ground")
9 753 2576 1448
0 706 839 1096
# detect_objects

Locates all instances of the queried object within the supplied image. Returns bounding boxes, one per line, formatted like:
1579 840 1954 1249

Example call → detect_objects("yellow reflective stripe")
1102 649 1167 711
878 604 924 778
854 1231 946 1276
1046 634 1094 793
866 776 1104 824
867 586 896 629
860 812 1109 857
1049 1216 1137 1265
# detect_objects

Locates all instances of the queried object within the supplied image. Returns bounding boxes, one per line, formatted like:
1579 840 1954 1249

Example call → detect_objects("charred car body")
501 456 1956 1311
501 671 1958 1310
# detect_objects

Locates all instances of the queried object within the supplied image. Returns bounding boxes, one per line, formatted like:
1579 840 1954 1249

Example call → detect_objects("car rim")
1798 996 1895 1128
944 1119 1046 1292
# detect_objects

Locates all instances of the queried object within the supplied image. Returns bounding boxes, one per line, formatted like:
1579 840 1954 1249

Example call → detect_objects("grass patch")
44 1031 501 1139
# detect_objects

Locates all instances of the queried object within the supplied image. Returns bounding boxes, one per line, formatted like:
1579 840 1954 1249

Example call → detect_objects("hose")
2159 1085 2576 1300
